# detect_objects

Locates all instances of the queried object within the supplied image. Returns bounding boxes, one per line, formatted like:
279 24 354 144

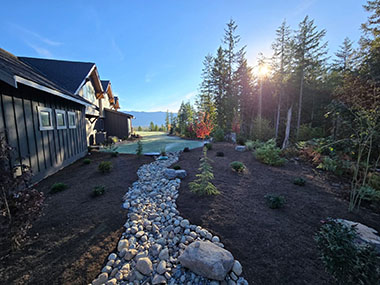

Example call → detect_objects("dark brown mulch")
0 152 152 285
175 143 380 285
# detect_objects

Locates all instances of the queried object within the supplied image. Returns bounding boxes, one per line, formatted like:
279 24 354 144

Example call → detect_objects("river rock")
178 241 234 281
235 145 246 152
164 169 177 179
175 170 187 178
136 257 153 275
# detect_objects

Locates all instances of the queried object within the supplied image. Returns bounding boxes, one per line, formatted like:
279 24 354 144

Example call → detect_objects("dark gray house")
19 57 134 145
0 48 90 183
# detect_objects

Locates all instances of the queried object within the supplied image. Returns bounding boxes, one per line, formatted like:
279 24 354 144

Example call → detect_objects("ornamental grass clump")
50 182 68 194
230 161 246 173
315 219 380 284
255 139 286 166
82 158 91 165
98 161 112 173
189 147 219 195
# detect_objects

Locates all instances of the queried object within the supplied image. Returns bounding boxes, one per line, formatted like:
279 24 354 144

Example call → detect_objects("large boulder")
178 241 234 281
337 219 380 253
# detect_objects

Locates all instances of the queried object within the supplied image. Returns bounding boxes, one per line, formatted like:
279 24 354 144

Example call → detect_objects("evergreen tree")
149 121 155 131
271 20 293 139
294 16 328 138
165 110 170 131
196 54 216 123
189 147 219 195
234 50 255 136
334 37 355 71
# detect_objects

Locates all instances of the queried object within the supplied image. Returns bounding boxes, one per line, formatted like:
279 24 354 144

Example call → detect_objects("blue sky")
0 0 368 112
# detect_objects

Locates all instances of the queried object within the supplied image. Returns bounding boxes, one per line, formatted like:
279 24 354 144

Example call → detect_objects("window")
82 80 96 103
38 106 54 131
55 109 67 129
68 111 76 128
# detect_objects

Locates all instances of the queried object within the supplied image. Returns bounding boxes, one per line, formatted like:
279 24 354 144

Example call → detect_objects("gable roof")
101 80 110 92
0 48 89 105
19 56 95 94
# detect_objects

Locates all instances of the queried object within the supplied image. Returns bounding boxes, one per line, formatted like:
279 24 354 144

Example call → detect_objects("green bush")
251 118 275 141
92 185 105 197
255 139 286 166
265 194 285 209
298 124 325 141
213 127 225 142
136 140 143 156
50 182 68 194
183 147 190 152
83 158 91 165
173 165 181 170
293 177 306 186
315 219 380 284
358 185 380 201
368 173 380 191
216 151 224 157
317 156 351 176
230 161 246 173
111 152 119 157
98 161 112 173
204 143 212 150
245 140 264 151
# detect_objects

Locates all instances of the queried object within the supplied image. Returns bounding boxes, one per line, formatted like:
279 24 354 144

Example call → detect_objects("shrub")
216 151 224 157
98 161 112 173
255 139 286 166
230 161 246 173
265 194 285 209
173 165 181 170
189 147 220 195
183 147 190 152
317 156 350 176
368 173 380 191
293 177 306 186
50 182 68 193
204 143 212 150
83 158 91 165
245 140 263 151
92 185 105 197
298 124 325 141
111 151 119 157
251 118 275 141
213 127 225 142
136 140 143 156
315 219 380 284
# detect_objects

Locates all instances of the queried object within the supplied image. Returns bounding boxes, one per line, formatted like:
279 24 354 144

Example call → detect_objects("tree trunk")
282 105 292 149
296 70 304 139
275 88 283 139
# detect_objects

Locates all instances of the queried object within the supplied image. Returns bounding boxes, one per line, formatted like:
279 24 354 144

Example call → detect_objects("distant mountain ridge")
123 111 177 127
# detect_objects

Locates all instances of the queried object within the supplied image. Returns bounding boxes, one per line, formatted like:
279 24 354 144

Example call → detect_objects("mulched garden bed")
0 152 152 285
175 142 380 284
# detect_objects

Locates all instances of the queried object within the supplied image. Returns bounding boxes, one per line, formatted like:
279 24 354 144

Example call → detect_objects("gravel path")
91 153 248 285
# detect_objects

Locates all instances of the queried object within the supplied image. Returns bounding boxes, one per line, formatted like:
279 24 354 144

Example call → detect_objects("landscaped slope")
175 143 380 284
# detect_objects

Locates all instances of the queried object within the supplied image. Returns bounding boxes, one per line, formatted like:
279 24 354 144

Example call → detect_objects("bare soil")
175 143 380 285
0 152 152 285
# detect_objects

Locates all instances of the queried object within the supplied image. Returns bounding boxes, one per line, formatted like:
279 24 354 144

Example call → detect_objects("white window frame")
68 111 77 129
55 109 67 130
38 106 54 131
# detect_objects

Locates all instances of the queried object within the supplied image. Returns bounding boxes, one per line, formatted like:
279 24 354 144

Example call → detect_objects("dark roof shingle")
0 48 90 105
19 57 95 94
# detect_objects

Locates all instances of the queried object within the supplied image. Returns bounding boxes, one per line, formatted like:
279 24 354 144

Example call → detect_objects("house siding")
104 109 132 139
0 81 87 183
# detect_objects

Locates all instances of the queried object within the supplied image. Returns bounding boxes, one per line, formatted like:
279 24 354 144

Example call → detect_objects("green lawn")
113 132 203 154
